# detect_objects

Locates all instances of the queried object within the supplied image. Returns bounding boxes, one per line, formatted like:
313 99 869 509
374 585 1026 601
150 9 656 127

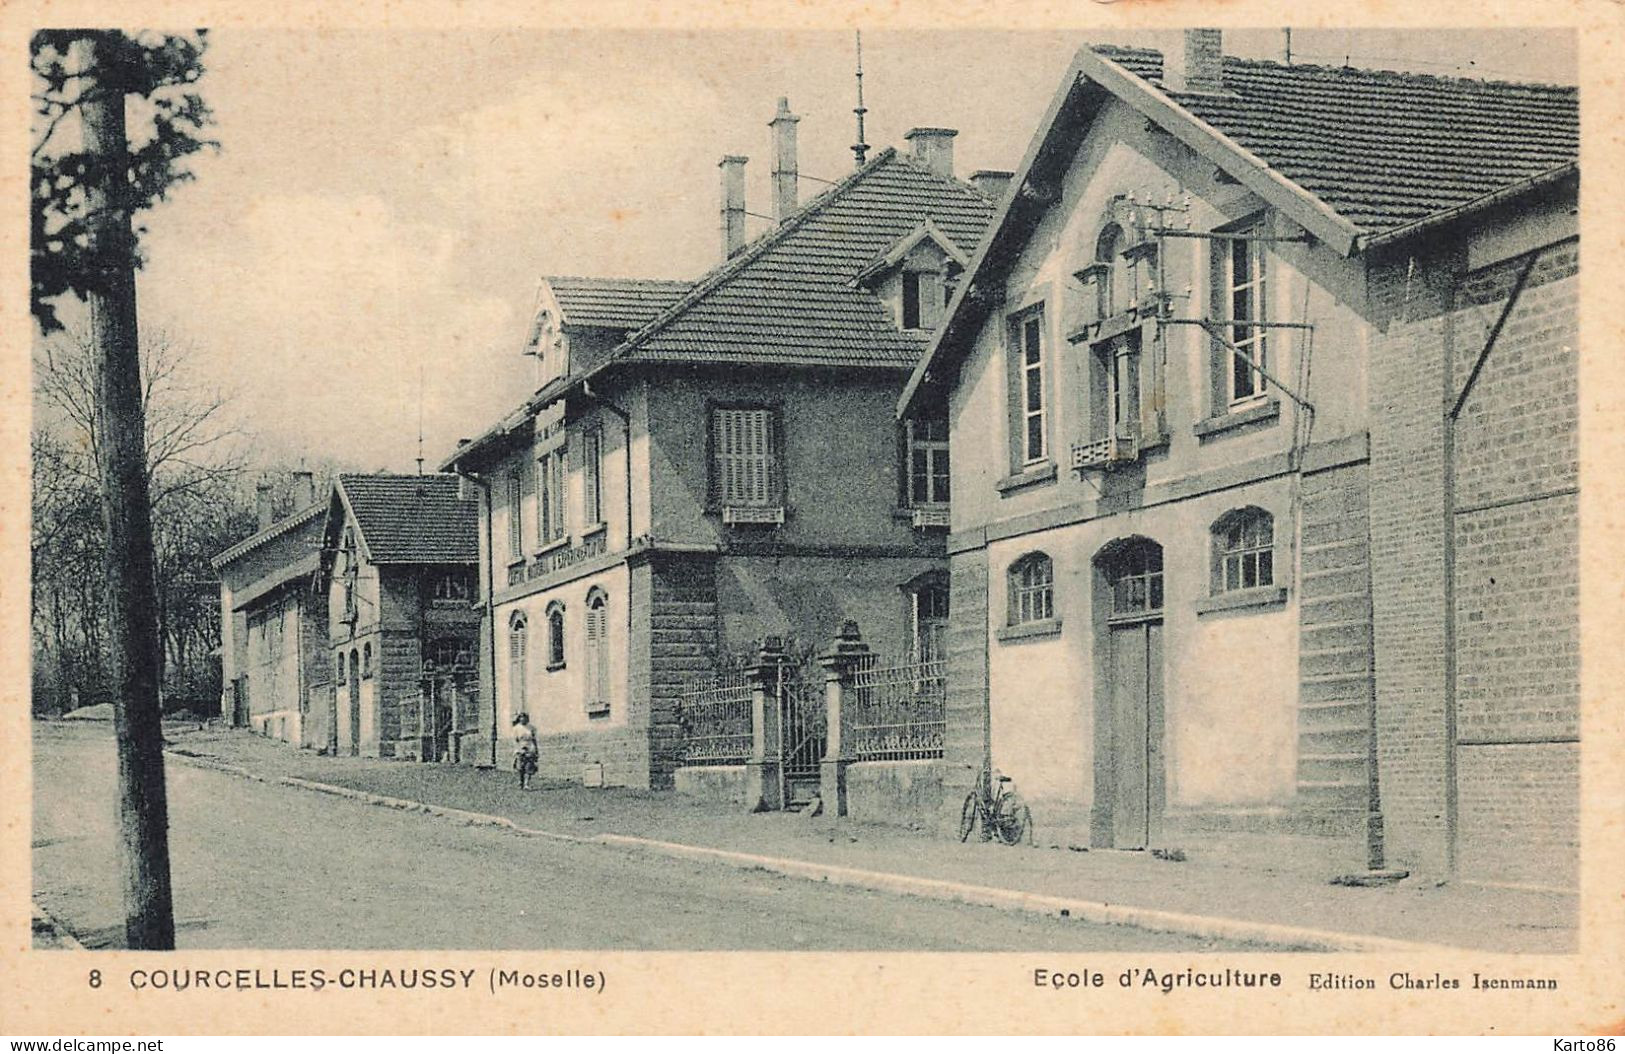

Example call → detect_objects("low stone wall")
846 759 944 831
673 764 748 806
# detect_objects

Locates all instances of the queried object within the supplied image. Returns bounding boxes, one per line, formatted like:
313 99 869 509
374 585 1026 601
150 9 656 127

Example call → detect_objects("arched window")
1212 508 1275 593
335 651 346 684
361 643 373 678
545 601 566 671
508 613 528 713
584 589 610 715
1008 553 1055 626
1103 538 1164 617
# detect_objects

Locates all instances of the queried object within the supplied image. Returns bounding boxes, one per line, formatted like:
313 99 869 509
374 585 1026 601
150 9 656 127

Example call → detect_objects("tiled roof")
211 501 325 569
546 276 690 331
615 148 997 368
1092 45 1577 236
338 474 477 565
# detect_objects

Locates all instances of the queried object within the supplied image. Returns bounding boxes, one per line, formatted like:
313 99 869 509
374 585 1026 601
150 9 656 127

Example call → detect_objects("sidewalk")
166 726 1576 953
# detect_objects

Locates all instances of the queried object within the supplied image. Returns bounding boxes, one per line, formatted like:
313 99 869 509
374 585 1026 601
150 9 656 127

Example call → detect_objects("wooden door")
1109 619 1163 849
348 651 361 756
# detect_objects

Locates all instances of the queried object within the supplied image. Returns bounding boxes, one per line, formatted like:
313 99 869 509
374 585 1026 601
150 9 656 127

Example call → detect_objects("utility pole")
78 31 176 950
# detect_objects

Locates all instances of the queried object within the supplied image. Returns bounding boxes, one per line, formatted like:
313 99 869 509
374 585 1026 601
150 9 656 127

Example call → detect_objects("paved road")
33 722 1244 950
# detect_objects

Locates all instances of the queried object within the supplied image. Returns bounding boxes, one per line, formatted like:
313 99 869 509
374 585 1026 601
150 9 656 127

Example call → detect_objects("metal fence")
674 671 754 766
846 655 946 762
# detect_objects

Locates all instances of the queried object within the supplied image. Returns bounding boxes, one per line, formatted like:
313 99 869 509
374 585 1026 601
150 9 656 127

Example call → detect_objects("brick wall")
378 629 421 759
1367 231 1578 886
646 555 720 788
941 549 989 833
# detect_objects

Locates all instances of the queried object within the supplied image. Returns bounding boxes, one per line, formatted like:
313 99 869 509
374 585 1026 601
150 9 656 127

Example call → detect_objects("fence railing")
674 671 754 766
846 655 946 761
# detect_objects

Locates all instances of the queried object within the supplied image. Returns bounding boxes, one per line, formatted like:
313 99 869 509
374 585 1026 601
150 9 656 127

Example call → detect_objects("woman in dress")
512 712 539 790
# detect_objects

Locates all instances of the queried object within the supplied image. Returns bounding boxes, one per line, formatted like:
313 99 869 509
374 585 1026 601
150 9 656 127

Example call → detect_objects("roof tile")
339 474 478 565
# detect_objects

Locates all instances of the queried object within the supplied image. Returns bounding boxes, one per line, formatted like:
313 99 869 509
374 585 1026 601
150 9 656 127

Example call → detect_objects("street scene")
28 25 1581 958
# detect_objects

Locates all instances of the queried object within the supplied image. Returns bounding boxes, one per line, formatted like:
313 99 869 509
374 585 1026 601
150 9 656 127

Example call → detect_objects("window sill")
579 521 608 540
1195 585 1288 616
1067 310 1144 346
532 536 570 559
585 705 611 720
996 618 1062 643
545 660 566 673
996 460 1057 496
1194 399 1279 439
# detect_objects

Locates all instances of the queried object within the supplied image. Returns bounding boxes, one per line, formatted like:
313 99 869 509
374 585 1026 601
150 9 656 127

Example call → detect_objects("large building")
318 474 481 761
212 473 329 748
901 32 1577 888
443 101 1001 790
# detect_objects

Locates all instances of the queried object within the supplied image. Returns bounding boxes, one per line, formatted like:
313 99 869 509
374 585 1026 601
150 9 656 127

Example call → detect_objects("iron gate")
776 662 826 807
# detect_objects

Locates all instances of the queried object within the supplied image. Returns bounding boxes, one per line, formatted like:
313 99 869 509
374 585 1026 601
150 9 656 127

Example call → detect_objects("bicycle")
959 766 1034 846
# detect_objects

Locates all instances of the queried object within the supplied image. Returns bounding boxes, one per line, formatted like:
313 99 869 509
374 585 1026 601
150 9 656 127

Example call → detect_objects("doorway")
1092 538 1166 849
348 649 361 756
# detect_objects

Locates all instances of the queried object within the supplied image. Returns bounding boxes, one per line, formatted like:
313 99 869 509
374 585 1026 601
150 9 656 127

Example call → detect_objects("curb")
164 749 1450 954
32 901 85 950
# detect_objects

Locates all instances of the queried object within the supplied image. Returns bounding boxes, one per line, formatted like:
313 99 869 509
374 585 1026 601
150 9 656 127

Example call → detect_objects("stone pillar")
744 637 788 812
819 620 871 820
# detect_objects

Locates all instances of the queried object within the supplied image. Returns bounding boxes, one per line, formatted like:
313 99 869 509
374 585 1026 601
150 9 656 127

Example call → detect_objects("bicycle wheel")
958 792 979 842
994 791 1029 846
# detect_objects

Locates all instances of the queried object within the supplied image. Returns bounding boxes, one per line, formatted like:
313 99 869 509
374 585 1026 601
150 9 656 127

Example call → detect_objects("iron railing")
674 671 754 766
846 655 946 761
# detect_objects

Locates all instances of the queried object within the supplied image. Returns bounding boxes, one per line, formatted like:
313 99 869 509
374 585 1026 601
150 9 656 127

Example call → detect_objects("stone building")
900 32 1577 887
212 472 329 748
443 100 1001 789
318 474 481 760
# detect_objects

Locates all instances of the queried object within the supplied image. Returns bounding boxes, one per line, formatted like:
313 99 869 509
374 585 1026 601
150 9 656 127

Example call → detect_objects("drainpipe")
450 465 499 768
581 381 633 555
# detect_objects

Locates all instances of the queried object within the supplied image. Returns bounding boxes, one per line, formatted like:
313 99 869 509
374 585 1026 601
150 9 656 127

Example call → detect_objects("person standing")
512 713 539 790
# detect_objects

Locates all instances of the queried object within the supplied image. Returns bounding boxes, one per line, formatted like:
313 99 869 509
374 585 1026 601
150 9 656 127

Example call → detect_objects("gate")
776 662 825 807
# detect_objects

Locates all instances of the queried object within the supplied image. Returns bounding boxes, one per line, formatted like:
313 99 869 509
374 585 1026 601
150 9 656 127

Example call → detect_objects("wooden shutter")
586 598 609 712
714 408 776 506
508 620 527 715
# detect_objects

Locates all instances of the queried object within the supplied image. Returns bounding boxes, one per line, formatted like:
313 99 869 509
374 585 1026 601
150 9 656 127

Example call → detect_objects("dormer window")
1095 223 1126 319
902 271 924 330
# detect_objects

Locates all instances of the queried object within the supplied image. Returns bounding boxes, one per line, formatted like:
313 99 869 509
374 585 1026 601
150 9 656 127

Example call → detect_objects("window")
536 447 567 547
584 589 609 715
505 473 523 562
1093 330 1141 442
335 652 346 684
508 613 528 713
340 527 358 620
433 570 471 602
581 425 603 528
1008 553 1054 626
361 643 373 678
1222 225 1269 405
1108 541 1164 618
1213 508 1275 593
1095 223 1125 319
906 416 950 506
912 582 950 663
1011 310 1046 465
545 601 566 671
712 407 779 508
902 271 922 330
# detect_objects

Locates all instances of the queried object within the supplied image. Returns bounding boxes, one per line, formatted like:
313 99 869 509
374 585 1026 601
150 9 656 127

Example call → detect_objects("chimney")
1164 29 1225 94
719 154 748 259
769 97 799 224
255 481 274 532
291 470 316 510
970 169 1014 202
905 128 958 178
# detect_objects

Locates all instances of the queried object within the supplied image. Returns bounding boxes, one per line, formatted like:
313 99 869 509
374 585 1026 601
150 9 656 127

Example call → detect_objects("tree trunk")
79 33 175 950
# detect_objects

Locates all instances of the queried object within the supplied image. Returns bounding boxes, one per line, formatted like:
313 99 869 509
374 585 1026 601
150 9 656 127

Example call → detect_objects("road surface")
33 722 1246 950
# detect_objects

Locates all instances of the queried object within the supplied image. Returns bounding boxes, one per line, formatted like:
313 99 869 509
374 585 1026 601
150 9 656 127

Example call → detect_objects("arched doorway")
1091 536 1165 849
348 649 361 756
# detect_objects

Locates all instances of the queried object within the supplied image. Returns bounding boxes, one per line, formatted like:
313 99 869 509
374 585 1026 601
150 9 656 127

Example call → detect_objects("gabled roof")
609 147 994 368
1092 45 1576 239
445 147 997 470
211 501 326 570
853 218 971 287
544 276 691 331
334 474 477 565
898 40 1578 416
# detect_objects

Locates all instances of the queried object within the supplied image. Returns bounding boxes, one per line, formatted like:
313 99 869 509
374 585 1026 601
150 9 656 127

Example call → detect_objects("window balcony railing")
1071 434 1139 471
721 504 785 526
910 505 951 530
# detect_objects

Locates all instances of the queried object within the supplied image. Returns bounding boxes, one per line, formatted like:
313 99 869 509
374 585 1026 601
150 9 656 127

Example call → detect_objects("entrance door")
348 650 361 756
1108 619 1163 849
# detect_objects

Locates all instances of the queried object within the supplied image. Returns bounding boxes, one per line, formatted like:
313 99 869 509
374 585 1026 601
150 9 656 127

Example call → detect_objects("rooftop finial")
852 30 869 168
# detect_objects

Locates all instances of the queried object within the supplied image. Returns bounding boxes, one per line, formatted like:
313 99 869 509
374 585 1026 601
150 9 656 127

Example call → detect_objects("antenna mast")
852 30 869 168
416 363 425 476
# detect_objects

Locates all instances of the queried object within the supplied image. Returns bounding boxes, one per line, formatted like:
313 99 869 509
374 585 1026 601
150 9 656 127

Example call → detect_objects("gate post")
745 637 788 812
819 621 870 820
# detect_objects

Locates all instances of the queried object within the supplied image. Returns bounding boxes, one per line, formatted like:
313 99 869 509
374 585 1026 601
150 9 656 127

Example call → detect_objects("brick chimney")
719 154 748 259
1164 29 1225 94
770 98 799 224
255 481 274 532
291 470 316 509
970 169 1014 201
905 128 957 178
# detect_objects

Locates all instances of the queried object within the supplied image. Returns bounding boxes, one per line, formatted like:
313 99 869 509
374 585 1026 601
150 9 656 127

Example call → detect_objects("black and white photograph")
8 4 1620 1039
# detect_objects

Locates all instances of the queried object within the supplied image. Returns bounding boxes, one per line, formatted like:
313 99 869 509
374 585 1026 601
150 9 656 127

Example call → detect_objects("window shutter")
586 599 609 711
714 408 776 506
